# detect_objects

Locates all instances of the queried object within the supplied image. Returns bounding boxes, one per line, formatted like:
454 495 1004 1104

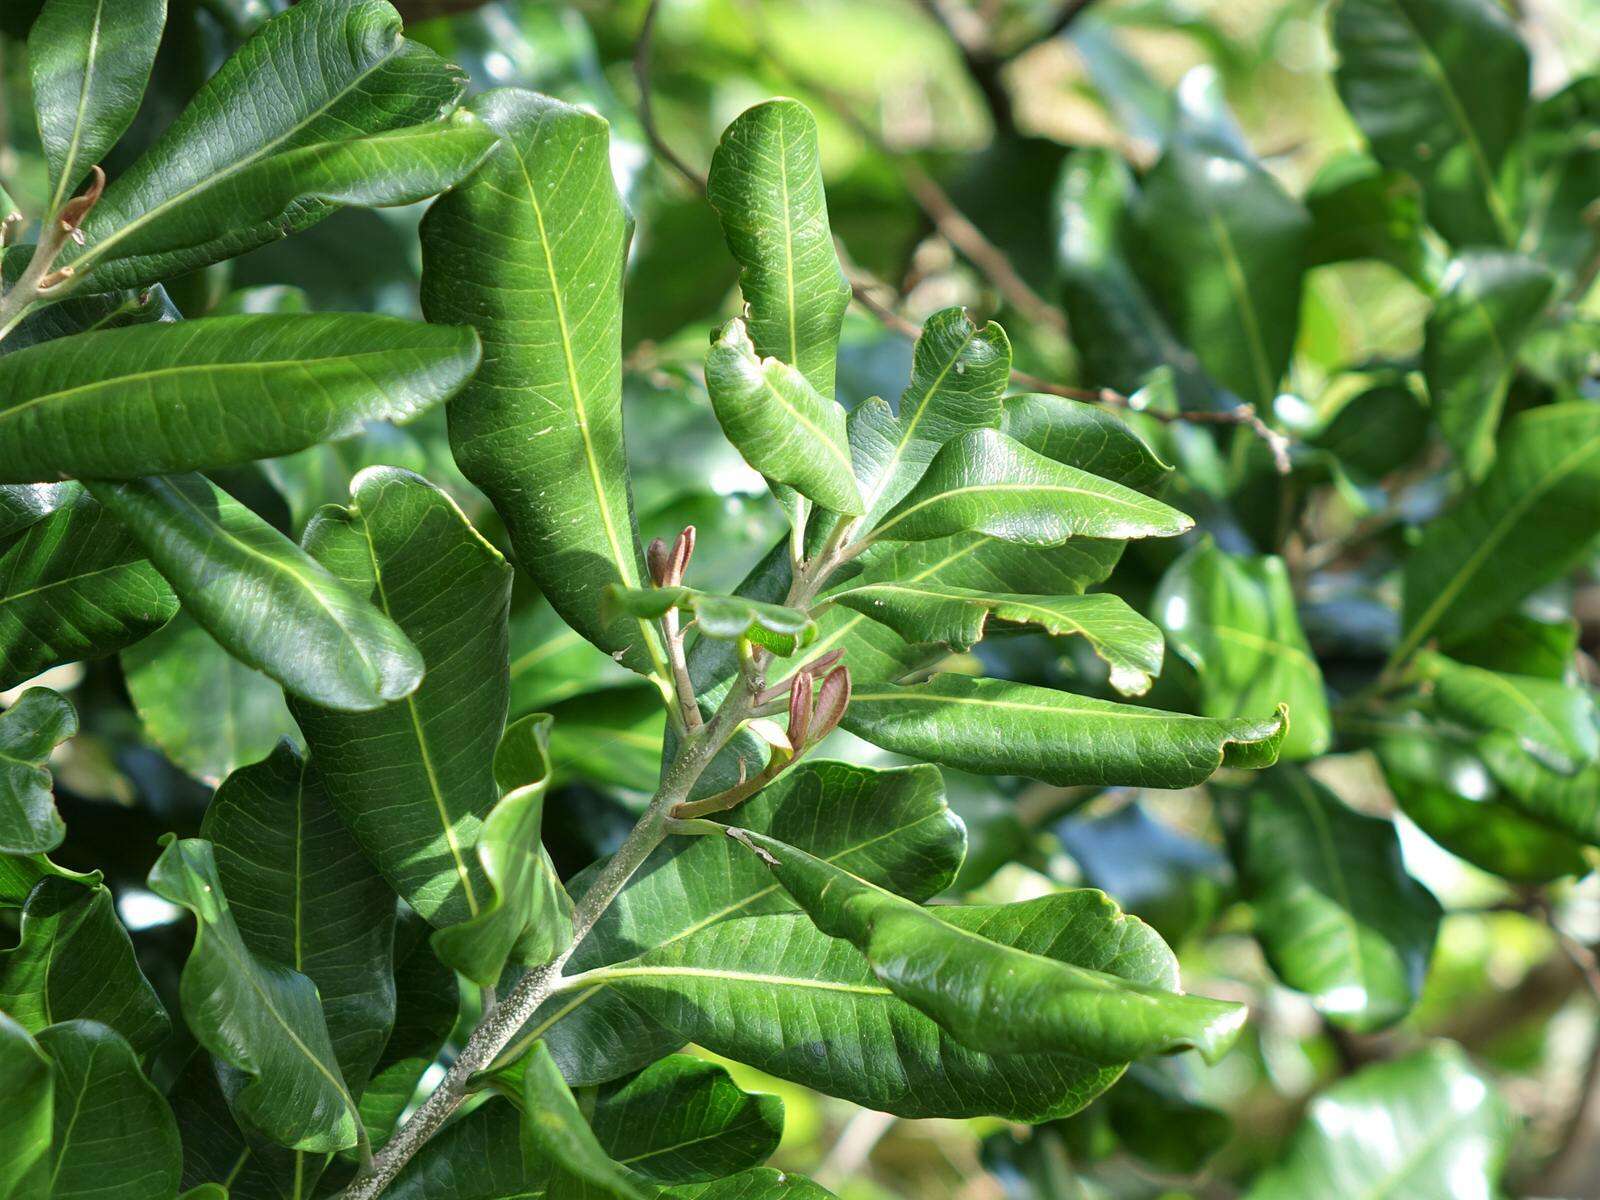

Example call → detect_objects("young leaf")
85 473 424 712
706 98 851 398
0 1012 52 1200
1420 652 1599 774
421 89 662 677
29 0 166 212
0 314 481 483
826 584 1163 696
36 1020 182 1200
289 467 510 927
1000 392 1173 492
1154 541 1331 760
518 1041 652 1200
201 741 397 1093
1227 770 1441 1033
0 689 75 855
844 674 1287 789
703 319 862 516
147 836 360 1153
0 493 177 689
870 428 1192 545
0 877 170 1055
604 583 817 657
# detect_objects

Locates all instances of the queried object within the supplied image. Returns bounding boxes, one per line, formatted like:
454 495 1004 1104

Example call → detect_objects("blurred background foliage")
4 0 1600 1196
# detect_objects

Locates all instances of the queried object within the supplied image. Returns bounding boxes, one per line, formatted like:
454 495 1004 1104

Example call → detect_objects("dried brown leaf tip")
57 165 106 242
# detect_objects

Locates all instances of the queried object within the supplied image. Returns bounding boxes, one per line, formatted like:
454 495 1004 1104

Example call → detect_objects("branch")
914 0 1014 133
633 0 708 196
0 166 104 344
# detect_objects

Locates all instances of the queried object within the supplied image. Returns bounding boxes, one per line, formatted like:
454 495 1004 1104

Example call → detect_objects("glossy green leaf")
0 688 75 855
0 492 176 688
826 584 1163 696
122 612 296 786
1331 0 1527 246
1519 75 1600 275
147 836 359 1153
870 429 1192 546
520 1041 652 1200
844 674 1286 789
1311 381 1430 485
1245 1044 1510 1199
1154 540 1330 760
0 314 481 484
0 1012 51 1200
361 909 460 1147
1305 154 1427 281
1425 252 1557 478
37 1020 181 1200
64 0 478 290
201 740 397 1093
1228 770 1440 1032
0 483 76 539
0 877 169 1054
999 392 1172 493
421 89 662 678
290 467 509 927
2 280 179 356
431 714 574 987
706 98 851 398
1400 404 1600 655
1103 1063 1233 1176
1420 652 1598 774
545 685 665 794
603 584 816 657
703 319 862 515
1448 612 1580 681
30 0 165 211
0 852 96 908
166 1048 305 1200
86 473 423 712
1476 738 1600 844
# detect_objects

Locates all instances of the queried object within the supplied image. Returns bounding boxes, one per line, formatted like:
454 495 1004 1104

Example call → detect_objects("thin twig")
633 0 708 196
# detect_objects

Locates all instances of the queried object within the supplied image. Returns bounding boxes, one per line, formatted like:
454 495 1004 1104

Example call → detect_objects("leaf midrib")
50 0 107 213
876 481 1160 538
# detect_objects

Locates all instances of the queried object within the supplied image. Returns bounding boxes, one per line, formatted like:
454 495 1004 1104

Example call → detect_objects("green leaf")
731 827 1246 1065
1244 1044 1510 1199
870 429 1192 545
0 853 97 908
1305 154 1427 281
0 483 76 539
1228 770 1441 1033
1331 0 1527 247
844 674 1287 789
29 0 165 212
0 877 169 1055
603 584 817 657
1425 252 1557 479
122 612 296 786
1310 381 1429 485
430 714 574 988
147 836 359 1153
86 473 423 712
826 584 1163 696
1476 738 1600 844
64 0 479 290
0 1012 51 1200
290 467 509 927
0 492 177 688
703 320 862 516
545 685 665 794
36 1020 182 1200
0 689 75 855
1420 652 1599 774
1400 403 1600 655
999 392 1172 493
851 307 1012 524
0 314 481 484
1519 76 1600 276
1154 540 1330 760
519 1041 652 1200
166 1050 303 1200
201 741 397 1093
707 98 851 399
421 89 662 678
1447 611 1580 680
1103 1064 1233 1176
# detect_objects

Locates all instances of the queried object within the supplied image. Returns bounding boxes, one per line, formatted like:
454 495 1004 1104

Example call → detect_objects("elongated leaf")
827 584 1162 695
1228 770 1440 1032
290 467 510 926
0 689 74 855
0 314 481 483
422 89 661 677
733 828 1246 1064
361 910 460 1147
202 741 396 1093
1000 392 1172 492
1425 252 1557 479
1477 738 1600 843
520 1041 652 1200
431 714 574 987
0 483 76 539
37 1020 181 1200
147 836 359 1153
2 279 179 357
545 685 665 793
0 493 176 688
1420 652 1599 774
1520 75 1600 275
0 852 96 908
851 307 1012 523
845 674 1286 789
1305 154 1426 280
0 1012 51 1200
707 98 851 398
1154 540 1330 760
166 1046 305 1200
86 473 423 712
1245 1044 1510 1199
1103 1063 1233 1176
64 0 476 289
703 320 862 515
871 429 1191 545
30 0 165 211
0 877 169 1055
604 584 816 657
122 612 296 786
1400 404 1600 654
1332 0 1527 247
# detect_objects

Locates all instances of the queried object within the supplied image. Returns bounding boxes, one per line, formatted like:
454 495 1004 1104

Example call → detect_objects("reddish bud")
786 669 814 750
57 166 105 233
811 666 851 742
647 537 670 585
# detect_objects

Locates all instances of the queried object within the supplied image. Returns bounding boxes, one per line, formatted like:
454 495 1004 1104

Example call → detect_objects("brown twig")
633 0 708 196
